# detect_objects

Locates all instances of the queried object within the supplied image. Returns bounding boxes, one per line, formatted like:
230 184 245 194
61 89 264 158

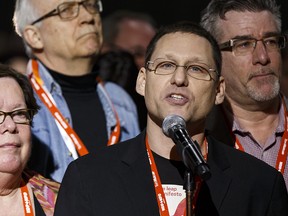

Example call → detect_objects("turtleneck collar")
49 69 97 93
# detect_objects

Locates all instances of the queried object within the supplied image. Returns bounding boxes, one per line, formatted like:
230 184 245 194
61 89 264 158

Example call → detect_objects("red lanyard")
29 60 120 157
233 98 288 174
20 181 34 216
96 79 121 146
145 135 207 215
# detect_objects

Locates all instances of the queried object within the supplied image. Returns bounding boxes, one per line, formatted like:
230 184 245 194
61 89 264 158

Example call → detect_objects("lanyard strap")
20 181 34 216
29 60 120 158
96 78 121 145
231 97 288 174
145 136 170 216
145 135 207 215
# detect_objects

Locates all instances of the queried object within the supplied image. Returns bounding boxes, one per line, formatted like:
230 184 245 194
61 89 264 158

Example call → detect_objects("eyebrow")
159 55 210 63
155 57 215 69
231 31 281 40
186 57 214 67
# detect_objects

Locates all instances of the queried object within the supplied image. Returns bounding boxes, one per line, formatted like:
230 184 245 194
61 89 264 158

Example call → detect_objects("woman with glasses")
0 64 59 216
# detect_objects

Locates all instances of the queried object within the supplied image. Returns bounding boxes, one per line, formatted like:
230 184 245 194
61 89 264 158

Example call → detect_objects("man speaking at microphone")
55 21 288 216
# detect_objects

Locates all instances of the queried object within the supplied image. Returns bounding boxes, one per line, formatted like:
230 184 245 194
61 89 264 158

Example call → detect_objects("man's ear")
23 25 44 49
136 67 147 97
215 76 225 105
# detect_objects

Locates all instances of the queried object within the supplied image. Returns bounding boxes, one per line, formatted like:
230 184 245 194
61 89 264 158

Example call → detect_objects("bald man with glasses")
13 0 140 183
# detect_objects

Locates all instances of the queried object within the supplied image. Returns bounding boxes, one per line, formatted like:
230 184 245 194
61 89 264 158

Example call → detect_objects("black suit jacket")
54 131 288 216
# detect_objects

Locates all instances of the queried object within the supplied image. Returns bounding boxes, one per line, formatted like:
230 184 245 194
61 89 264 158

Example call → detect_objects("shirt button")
51 84 57 92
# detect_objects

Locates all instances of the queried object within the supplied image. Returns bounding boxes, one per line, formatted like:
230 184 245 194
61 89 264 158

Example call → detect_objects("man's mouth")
170 94 184 100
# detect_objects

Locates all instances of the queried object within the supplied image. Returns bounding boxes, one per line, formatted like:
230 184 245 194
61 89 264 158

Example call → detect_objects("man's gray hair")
13 0 42 58
200 0 282 41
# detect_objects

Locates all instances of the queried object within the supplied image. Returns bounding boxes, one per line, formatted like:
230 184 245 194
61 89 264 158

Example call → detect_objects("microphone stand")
184 170 194 216
181 139 210 216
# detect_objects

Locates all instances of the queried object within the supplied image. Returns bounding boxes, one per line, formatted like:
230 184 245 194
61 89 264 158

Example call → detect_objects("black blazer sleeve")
54 161 92 216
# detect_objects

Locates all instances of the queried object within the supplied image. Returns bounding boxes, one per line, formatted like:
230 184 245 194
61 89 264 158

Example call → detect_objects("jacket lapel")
206 105 236 147
205 136 232 210
116 132 160 215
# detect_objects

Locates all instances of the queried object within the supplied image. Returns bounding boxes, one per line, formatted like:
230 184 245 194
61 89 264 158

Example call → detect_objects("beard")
246 74 280 101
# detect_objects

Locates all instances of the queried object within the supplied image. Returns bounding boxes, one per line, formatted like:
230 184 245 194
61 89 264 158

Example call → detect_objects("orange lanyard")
233 98 288 174
29 60 121 157
145 135 207 215
96 79 121 146
20 181 34 216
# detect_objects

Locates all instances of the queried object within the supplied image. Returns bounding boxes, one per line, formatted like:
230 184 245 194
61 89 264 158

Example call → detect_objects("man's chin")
79 45 101 57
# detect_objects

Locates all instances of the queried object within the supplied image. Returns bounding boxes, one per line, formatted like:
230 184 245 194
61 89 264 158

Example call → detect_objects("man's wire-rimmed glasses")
0 109 35 125
146 59 219 81
31 0 103 25
219 35 286 56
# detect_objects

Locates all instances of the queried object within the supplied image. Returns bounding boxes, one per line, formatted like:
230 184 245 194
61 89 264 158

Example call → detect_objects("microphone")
162 115 211 180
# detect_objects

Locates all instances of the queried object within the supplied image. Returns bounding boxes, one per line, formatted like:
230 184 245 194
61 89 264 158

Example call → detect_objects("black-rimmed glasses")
31 0 103 25
219 35 286 56
0 109 35 125
146 59 219 81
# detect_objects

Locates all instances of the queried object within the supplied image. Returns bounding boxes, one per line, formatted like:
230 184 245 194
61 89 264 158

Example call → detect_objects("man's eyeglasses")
0 109 35 125
219 35 286 56
146 59 219 81
31 0 103 25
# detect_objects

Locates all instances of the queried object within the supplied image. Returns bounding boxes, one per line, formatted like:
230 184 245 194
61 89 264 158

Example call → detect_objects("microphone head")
162 115 186 137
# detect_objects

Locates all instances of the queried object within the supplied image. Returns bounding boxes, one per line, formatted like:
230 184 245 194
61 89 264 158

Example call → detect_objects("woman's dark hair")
0 63 39 121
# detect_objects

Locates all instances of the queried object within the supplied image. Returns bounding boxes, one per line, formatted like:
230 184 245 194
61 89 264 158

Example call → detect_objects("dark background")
0 0 287 60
